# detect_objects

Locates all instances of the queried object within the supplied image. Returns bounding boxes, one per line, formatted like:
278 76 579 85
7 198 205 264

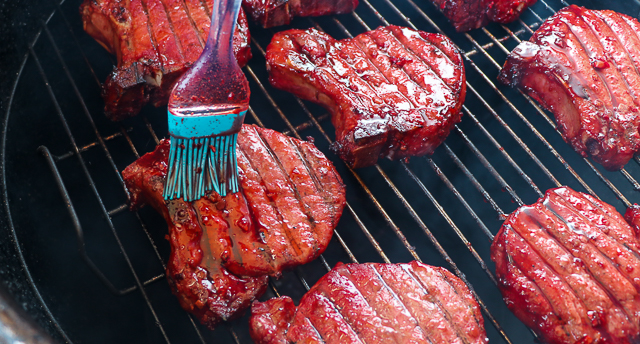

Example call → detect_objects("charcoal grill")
1 0 640 343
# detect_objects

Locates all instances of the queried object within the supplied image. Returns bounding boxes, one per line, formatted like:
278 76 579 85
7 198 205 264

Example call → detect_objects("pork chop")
250 261 488 344
499 5 640 171
491 186 640 343
122 124 346 327
266 26 466 168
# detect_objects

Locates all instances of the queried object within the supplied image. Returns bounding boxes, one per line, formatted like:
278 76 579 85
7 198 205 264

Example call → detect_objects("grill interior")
5 0 640 343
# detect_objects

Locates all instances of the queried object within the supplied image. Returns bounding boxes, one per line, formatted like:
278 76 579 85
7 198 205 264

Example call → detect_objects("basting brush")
163 0 250 202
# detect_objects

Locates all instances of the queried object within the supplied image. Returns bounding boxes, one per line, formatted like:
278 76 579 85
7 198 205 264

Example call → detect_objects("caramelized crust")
491 186 640 344
266 26 465 168
250 261 488 344
80 0 251 121
499 5 640 171
122 124 346 328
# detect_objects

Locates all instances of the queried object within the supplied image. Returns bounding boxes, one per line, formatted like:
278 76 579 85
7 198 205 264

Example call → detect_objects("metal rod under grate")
17 0 640 343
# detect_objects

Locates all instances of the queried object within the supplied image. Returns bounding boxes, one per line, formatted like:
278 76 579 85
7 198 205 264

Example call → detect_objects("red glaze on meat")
250 296 296 344
122 124 345 327
243 0 358 28
430 0 536 32
266 26 465 168
121 136 267 329
499 5 640 171
80 0 251 121
249 261 488 344
491 186 640 344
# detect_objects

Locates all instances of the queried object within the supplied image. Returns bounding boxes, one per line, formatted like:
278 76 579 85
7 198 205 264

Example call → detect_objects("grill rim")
4 0 640 343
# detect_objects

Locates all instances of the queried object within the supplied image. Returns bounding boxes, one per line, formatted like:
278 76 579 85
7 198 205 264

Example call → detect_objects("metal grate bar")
31 47 171 342
441 139 507 226
458 108 533 203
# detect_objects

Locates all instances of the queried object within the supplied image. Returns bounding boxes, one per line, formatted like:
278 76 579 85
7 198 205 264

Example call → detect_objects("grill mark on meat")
502 223 600 341
298 34 394 114
301 315 327 343
385 27 455 96
569 10 639 113
342 38 417 109
402 265 474 344
156 0 187 60
179 0 205 48
504 254 578 342
253 128 320 255
602 13 640 105
199 0 211 18
368 265 437 344
287 138 337 225
235 146 291 269
318 269 395 344
390 28 458 89
352 35 428 109
143 0 186 66
236 127 309 261
547 193 640 297
327 39 415 113
366 29 454 118
560 20 614 108
581 193 640 270
341 264 433 344
435 267 486 343
587 11 640 107
305 292 354 343
520 206 638 335
304 290 365 343
138 0 166 73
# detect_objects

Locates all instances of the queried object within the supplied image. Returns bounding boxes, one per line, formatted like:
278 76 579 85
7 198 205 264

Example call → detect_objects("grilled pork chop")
80 0 252 121
431 0 537 32
499 5 640 171
249 261 488 344
266 26 466 168
491 186 640 344
243 0 358 28
122 124 346 327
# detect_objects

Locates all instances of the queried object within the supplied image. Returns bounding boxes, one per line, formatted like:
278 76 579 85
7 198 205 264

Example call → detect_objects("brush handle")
168 0 250 121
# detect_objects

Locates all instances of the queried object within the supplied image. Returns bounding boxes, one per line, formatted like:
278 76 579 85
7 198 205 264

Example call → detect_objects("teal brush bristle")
163 134 239 202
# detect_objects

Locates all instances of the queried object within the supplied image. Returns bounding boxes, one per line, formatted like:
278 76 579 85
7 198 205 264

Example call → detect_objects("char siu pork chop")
80 0 252 121
249 261 488 344
266 26 466 168
122 124 346 328
431 0 537 32
499 5 640 171
491 186 640 344
243 0 358 28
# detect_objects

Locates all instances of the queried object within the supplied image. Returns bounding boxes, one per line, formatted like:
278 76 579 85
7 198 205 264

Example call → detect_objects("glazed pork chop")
249 261 488 344
266 26 466 168
499 5 640 171
122 124 346 328
431 0 537 32
80 0 252 121
492 186 640 343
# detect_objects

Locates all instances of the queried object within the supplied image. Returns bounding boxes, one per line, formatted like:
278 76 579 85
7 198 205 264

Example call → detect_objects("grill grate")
11 0 640 343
